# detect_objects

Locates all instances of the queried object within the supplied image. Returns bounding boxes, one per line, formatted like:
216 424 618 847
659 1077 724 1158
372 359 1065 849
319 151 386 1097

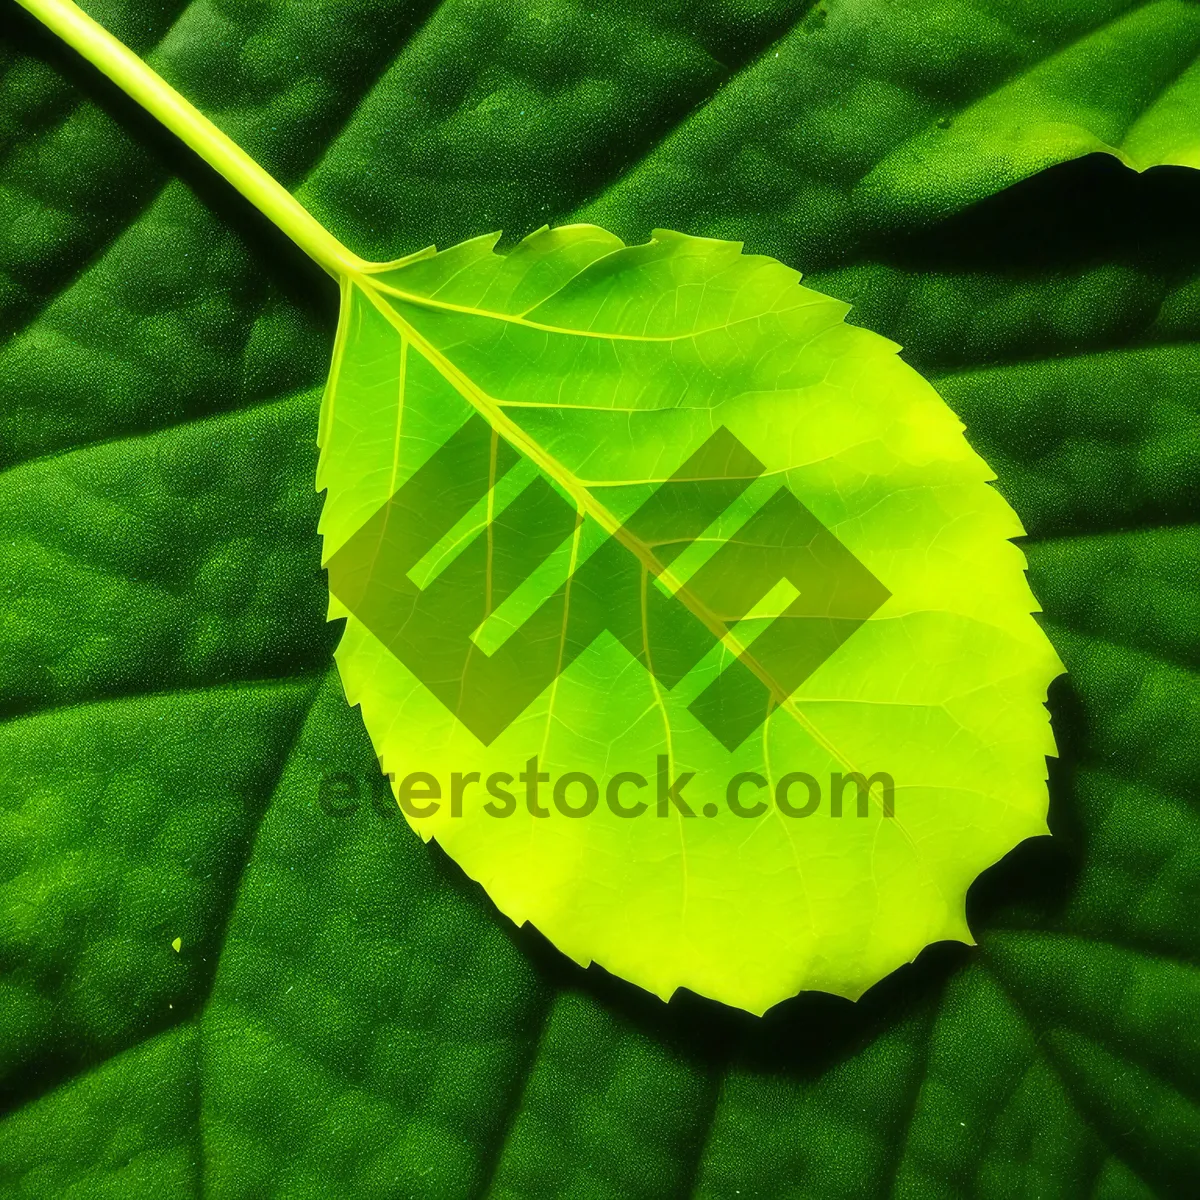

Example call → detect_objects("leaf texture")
1 0 1199 1195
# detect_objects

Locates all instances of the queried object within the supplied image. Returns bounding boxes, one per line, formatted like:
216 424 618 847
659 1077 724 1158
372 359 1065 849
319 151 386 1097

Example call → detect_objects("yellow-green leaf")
317 225 1062 1013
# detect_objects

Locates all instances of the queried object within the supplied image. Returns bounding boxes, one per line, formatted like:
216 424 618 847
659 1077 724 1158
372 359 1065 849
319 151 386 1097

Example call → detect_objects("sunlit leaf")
316 225 1060 1013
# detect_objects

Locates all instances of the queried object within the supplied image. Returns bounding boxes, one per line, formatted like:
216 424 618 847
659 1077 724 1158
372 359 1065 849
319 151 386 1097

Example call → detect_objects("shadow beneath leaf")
872 153 1200 279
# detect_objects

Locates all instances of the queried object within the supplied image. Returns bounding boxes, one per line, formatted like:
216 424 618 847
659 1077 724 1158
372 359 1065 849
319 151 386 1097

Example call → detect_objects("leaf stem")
16 0 366 277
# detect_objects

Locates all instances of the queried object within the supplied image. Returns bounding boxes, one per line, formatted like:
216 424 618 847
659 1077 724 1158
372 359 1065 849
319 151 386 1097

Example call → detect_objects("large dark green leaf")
1 0 1197 1195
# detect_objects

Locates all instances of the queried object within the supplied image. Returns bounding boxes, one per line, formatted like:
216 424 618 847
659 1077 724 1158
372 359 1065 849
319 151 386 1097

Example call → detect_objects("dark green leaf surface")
1 0 1197 1195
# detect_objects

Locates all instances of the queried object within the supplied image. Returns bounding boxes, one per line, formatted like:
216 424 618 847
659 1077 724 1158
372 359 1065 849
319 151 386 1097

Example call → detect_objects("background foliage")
1 0 1198 1195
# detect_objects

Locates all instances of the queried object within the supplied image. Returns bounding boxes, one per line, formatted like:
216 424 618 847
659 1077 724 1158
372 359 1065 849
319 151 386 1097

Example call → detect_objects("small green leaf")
317 225 1061 1013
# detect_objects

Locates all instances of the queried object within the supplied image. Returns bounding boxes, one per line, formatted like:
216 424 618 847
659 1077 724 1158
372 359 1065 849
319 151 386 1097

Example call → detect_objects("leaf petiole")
15 0 366 277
